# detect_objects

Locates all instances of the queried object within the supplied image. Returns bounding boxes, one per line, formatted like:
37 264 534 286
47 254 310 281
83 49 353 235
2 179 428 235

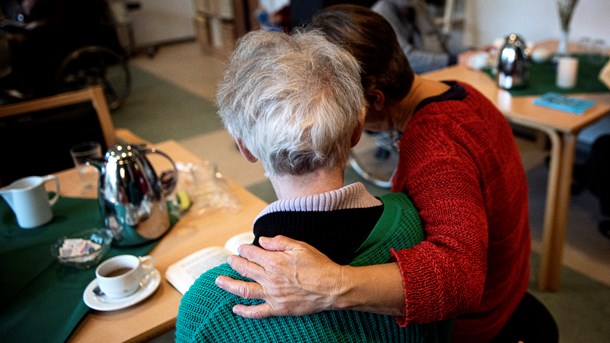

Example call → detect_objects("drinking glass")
70 142 102 190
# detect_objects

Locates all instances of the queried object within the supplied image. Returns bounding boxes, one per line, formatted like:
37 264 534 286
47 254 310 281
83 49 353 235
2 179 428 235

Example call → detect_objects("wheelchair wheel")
56 46 131 111
349 131 399 189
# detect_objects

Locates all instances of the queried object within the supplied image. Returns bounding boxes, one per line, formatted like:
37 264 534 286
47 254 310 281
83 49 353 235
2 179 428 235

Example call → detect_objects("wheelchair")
55 44 130 110
0 0 130 110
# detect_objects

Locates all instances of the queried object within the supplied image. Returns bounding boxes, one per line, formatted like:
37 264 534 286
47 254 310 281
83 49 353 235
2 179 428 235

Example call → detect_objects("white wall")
464 0 610 48
130 0 196 48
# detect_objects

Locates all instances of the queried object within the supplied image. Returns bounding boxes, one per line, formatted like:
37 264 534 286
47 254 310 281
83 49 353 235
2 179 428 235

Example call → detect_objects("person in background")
215 5 536 343
1 0 120 98
371 0 488 159
175 28 453 342
372 0 479 74
255 0 290 32
0 0 65 96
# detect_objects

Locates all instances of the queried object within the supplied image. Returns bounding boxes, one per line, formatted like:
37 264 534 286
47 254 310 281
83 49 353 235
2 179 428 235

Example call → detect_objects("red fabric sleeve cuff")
390 247 409 327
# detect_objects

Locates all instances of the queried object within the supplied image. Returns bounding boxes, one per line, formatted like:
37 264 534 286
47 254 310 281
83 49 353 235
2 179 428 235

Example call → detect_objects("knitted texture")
176 193 453 342
390 82 531 342
258 183 382 216
254 207 383 265
352 193 424 267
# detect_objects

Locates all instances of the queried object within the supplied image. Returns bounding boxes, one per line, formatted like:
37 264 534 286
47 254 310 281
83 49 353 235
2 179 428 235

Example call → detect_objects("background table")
64 140 267 342
422 65 610 291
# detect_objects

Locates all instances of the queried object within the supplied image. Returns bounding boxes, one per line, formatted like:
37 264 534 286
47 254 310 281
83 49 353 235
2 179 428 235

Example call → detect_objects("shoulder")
407 82 504 141
379 192 418 215
379 192 425 244
180 263 253 312
176 264 251 342
379 191 412 204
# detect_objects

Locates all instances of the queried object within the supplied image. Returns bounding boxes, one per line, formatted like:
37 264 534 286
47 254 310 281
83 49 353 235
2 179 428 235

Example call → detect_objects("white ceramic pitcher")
0 175 60 228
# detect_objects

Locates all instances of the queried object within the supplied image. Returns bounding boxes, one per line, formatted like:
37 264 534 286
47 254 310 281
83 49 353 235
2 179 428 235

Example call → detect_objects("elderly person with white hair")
175 29 453 342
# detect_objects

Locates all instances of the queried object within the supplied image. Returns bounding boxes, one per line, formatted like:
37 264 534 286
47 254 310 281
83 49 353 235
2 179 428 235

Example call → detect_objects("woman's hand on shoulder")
215 235 343 318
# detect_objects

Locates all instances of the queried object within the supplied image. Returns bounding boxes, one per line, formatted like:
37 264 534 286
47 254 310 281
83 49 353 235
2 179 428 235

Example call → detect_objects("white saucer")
83 269 161 311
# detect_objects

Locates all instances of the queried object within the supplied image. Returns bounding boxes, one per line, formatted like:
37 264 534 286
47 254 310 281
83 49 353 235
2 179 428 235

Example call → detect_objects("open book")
166 231 255 294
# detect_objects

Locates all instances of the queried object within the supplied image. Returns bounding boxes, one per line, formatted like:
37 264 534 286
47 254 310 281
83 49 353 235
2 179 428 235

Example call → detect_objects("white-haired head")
216 30 365 177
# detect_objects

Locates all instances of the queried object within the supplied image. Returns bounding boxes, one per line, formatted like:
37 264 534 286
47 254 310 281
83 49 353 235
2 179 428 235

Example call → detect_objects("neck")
392 76 450 131
269 167 345 199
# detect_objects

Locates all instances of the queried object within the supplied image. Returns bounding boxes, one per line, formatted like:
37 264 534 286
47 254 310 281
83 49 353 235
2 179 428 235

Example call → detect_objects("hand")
215 235 343 319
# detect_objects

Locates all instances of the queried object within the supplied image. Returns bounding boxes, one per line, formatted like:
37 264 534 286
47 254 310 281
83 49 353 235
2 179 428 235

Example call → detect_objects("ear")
235 139 258 163
366 89 385 111
351 108 365 147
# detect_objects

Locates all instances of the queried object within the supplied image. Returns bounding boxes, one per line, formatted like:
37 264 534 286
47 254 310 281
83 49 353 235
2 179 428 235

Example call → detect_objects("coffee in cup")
95 255 155 298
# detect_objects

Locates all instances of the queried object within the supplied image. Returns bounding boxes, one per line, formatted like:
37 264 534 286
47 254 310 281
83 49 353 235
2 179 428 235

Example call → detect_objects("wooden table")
61 140 268 342
422 65 610 291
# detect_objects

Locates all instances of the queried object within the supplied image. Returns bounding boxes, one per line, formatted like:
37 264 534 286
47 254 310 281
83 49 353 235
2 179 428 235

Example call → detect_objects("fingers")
225 254 267 282
215 275 264 299
235 244 281 274
257 235 297 251
215 236 338 319
237 237 314 270
258 235 317 253
232 303 274 319
215 276 278 318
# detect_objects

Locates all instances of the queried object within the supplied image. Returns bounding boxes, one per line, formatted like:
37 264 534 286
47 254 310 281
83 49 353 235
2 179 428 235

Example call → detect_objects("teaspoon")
93 286 105 297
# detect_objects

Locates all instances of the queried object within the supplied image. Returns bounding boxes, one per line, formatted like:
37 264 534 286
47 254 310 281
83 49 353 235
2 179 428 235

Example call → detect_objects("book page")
166 246 231 294
224 231 255 255
165 231 254 294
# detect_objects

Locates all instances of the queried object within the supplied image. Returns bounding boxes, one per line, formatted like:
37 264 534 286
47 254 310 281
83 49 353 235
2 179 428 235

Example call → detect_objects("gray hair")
216 30 364 177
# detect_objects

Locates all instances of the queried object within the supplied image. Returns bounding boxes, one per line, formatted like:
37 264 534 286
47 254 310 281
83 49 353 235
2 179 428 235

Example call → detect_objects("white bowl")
50 228 113 269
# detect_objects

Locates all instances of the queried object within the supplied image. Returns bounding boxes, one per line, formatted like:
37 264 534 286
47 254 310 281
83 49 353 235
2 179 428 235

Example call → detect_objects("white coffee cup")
0 175 60 228
556 56 579 89
95 255 155 298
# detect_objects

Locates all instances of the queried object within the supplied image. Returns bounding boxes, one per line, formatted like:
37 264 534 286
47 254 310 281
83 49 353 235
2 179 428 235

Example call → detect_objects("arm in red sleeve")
391 120 490 325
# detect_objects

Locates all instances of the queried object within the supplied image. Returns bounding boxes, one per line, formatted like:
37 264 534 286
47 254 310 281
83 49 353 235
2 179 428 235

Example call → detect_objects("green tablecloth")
484 55 609 97
0 196 170 343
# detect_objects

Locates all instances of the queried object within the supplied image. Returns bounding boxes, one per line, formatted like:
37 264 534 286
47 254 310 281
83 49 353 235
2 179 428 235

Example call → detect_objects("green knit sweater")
176 193 453 342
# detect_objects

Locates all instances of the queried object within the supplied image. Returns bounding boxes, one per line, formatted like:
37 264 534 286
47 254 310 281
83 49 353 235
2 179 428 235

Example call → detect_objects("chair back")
0 85 115 186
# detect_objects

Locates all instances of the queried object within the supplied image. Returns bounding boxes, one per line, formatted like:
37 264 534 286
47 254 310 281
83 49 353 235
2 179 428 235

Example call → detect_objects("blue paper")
533 92 596 115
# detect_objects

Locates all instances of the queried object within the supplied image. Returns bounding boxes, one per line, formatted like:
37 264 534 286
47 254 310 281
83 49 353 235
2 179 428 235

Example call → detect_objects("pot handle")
143 147 178 197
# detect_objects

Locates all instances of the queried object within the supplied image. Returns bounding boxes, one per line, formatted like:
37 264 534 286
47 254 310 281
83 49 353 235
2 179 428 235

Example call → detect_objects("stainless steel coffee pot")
89 144 177 246
496 33 530 90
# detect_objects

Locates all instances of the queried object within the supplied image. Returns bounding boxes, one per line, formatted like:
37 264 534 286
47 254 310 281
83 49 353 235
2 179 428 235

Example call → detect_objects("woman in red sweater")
216 5 532 342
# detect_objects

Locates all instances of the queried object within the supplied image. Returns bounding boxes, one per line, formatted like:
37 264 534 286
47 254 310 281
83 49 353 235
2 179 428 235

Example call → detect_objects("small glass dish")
50 228 113 269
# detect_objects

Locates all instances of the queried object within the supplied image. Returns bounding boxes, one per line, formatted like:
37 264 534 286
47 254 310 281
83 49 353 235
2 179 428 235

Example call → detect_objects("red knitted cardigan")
390 82 531 342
